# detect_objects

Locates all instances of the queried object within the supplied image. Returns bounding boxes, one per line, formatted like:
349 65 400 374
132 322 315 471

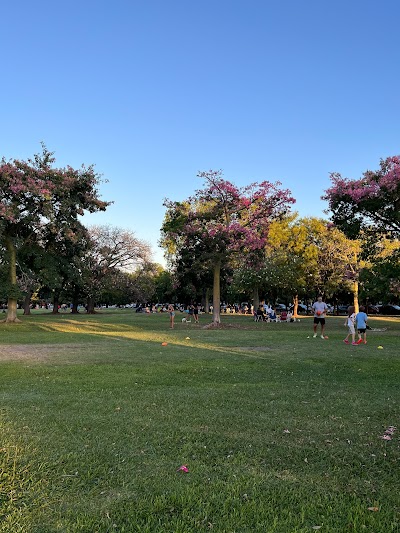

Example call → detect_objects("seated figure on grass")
268 308 278 322
255 306 267 322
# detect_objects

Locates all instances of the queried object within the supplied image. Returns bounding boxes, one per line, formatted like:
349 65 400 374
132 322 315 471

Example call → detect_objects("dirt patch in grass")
0 344 101 362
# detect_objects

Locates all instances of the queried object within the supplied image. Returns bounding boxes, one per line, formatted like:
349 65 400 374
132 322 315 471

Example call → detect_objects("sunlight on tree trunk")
5 299 19 323
292 294 299 318
212 259 221 324
352 281 359 314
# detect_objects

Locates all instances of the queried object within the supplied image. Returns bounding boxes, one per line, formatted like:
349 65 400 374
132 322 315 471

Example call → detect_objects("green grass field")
0 310 399 532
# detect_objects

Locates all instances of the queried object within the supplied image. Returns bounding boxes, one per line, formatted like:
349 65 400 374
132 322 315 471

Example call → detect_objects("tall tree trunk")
204 288 210 313
52 292 60 314
292 294 299 318
71 301 79 314
23 289 32 315
71 290 80 314
352 280 359 314
86 296 97 314
252 286 260 313
212 259 221 324
3 236 21 323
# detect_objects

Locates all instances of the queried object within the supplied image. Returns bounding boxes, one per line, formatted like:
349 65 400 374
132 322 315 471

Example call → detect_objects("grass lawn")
0 310 399 532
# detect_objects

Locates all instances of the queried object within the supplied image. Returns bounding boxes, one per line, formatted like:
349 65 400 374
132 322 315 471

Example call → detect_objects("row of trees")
0 147 152 322
161 159 400 323
1 148 399 324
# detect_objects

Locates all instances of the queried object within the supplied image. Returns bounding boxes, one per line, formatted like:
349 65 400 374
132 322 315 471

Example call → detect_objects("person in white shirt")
312 296 328 339
343 305 358 345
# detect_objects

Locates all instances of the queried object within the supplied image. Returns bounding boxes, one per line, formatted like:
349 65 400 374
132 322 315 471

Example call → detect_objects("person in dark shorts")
312 296 328 339
356 306 368 344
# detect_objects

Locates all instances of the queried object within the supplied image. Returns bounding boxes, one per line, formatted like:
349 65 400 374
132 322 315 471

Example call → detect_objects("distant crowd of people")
254 304 295 322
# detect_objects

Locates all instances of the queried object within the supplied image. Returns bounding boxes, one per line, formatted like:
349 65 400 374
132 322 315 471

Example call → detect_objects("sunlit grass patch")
0 311 398 531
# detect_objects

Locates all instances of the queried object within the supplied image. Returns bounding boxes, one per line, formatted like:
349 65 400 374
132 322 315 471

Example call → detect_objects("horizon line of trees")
161 159 400 321
1 148 399 323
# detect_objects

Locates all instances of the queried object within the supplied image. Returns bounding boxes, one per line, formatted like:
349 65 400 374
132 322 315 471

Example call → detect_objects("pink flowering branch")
323 156 400 237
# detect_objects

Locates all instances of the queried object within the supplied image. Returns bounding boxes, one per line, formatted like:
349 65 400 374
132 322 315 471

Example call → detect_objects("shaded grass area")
0 311 399 532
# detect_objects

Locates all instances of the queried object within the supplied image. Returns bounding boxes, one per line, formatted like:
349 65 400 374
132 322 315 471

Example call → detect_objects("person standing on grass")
312 296 328 339
343 305 358 345
168 304 175 329
356 306 368 344
193 304 199 324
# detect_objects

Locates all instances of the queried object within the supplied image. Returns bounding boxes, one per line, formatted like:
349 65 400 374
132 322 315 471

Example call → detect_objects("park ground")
0 310 399 532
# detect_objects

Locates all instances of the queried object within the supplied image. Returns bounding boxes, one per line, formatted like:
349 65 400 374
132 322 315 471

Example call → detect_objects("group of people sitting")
254 305 294 323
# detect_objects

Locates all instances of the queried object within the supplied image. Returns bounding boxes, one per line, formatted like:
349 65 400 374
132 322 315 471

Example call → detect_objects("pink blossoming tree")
161 170 295 324
0 145 110 322
323 156 400 238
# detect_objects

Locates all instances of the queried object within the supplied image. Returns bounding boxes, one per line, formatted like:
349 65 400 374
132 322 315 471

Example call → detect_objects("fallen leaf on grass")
367 507 379 512
385 426 396 435
312 527 322 530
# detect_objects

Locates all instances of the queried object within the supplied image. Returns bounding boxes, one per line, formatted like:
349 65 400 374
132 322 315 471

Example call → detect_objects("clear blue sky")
1 0 399 265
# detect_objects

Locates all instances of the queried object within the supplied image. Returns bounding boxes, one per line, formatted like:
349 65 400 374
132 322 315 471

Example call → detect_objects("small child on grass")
344 306 357 345
356 306 368 344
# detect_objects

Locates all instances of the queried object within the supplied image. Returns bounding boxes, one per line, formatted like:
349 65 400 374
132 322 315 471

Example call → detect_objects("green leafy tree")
153 270 175 304
242 216 364 313
323 156 400 307
128 263 163 304
359 238 400 304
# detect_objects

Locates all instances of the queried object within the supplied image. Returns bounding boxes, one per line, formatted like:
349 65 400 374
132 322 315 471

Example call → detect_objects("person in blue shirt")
356 306 368 344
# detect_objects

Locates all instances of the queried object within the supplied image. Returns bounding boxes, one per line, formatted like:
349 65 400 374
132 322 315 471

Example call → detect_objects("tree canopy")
0 145 110 321
161 170 295 323
323 156 400 238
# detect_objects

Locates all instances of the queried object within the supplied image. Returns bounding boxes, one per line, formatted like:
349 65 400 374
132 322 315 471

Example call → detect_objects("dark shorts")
314 317 325 325
358 328 366 333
